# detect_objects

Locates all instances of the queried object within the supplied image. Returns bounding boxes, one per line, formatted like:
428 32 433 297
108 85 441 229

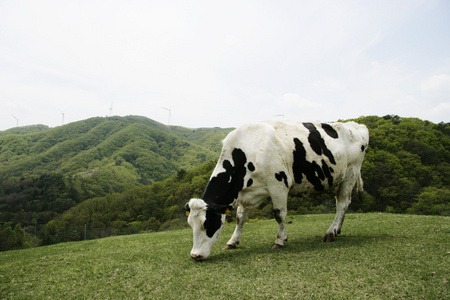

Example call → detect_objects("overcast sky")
1 0 449 131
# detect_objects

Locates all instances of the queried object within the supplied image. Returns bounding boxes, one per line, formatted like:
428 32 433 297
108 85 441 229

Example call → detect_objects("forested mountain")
355 115 449 215
1 115 449 250
0 116 232 225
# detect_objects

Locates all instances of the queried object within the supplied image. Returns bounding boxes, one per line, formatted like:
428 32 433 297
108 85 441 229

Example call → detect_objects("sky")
1 0 449 131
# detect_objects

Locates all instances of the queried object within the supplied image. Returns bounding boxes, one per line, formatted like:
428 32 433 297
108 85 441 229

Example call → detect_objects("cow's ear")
184 202 190 216
225 208 232 217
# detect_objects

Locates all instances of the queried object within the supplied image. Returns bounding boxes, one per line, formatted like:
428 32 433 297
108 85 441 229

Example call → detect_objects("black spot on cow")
275 171 289 188
293 138 322 191
313 160 325 181
204 208 223 238
321 159 334 187
247 178 253 187
303 123 336 165
222 159 232 171
321 123 339 139
293 138 337 192
292 138 304 185
361 145 365 152
201 148 247 207
201 148 248 237
247 162 255 172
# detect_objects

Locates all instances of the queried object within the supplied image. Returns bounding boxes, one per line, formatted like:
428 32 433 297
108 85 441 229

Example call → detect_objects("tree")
408 187 450 216
0 224 30 251
0 225 16 251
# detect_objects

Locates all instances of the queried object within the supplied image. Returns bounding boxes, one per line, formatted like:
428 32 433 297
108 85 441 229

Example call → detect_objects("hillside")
0 116 232 225
1 214 448 299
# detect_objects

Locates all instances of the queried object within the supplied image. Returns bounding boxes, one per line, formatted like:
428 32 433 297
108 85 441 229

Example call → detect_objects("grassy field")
1 213 449 299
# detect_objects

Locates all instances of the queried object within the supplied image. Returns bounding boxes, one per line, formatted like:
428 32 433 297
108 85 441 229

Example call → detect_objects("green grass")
1 213 449 299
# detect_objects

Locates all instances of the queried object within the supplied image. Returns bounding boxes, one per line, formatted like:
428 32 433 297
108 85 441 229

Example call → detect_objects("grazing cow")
185 120 369 261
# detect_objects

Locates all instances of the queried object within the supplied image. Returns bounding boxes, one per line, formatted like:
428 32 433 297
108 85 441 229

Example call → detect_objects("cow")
185 120 369 261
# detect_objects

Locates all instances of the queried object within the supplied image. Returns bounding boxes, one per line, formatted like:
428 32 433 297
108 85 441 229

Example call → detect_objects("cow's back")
207 120 368 206
269 120 368 196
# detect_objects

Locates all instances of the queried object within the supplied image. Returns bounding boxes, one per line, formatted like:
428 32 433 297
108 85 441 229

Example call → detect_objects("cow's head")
184 198 229 261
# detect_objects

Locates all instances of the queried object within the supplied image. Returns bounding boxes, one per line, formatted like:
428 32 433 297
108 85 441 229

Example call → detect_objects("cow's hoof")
271 243 284 249
223 244 237 250
191 254 205 261
322 233 335 242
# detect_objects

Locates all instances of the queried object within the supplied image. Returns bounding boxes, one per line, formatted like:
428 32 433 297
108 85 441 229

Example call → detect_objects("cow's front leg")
272 208 287 249
223 205 248 250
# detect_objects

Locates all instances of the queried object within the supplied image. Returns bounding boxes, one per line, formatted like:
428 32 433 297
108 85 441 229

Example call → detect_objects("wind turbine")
161 107 172 125
61 112 65 125
11 115 19 127
109 103 113 117
274 114 284 119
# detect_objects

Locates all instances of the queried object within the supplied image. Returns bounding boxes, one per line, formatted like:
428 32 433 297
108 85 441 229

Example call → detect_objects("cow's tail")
356 171 364 200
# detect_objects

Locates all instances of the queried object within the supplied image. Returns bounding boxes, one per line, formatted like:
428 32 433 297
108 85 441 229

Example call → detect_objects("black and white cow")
185 120 369 261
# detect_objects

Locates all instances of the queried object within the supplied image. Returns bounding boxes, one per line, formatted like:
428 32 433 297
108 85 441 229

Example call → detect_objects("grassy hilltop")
1 213 448 299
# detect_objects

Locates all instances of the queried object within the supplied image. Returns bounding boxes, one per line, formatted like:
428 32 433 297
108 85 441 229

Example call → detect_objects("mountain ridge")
0 115 233 224
0 115 230 180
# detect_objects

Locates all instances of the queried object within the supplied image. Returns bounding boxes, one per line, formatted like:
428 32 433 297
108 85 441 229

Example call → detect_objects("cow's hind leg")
224 205 248 249
271 189 289 248
271 207 288 248
323 170 357 242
